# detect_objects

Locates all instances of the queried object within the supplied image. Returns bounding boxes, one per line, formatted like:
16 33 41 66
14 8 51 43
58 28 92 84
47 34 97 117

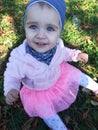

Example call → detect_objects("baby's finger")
5 97 14 105
11 93 19 100
80 57 87 62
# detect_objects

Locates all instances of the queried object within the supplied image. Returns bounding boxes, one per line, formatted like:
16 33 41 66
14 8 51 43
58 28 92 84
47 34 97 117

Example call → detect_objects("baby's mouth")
36 42 46 45
35 42 48 46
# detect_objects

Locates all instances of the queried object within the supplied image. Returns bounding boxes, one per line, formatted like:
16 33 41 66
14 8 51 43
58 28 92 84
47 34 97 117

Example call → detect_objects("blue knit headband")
24 0 66 31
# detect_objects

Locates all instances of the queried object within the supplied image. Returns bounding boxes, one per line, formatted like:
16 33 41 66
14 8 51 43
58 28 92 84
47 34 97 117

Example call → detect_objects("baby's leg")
43 114 68 130
80 73 98 94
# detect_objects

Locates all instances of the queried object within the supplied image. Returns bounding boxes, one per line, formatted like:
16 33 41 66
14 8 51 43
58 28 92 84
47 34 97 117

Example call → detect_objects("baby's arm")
64 47 88 63
4 51 22 105
4 64 21 105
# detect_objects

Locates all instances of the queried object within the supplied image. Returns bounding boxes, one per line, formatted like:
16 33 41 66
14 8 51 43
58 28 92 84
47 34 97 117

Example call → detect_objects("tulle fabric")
20 62 82 118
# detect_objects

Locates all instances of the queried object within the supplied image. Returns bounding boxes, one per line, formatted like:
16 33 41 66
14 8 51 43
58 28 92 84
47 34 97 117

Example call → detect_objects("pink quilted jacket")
4 38 81 96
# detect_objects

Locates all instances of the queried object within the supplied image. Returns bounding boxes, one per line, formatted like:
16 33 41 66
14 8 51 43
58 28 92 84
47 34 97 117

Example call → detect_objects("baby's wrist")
72 50 81 62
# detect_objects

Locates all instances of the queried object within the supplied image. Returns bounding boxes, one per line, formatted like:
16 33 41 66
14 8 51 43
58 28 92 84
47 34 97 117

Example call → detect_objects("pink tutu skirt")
20 62 82 118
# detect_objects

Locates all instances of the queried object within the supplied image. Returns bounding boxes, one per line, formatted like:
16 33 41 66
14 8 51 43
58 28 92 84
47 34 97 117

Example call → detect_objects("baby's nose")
37 29 46 39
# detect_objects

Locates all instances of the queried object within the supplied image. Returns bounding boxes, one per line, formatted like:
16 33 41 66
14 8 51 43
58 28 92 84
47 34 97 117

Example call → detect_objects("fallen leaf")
0 6 3 11
64 115 71 125
83 109 90 119
85 36 92 40
96 36 98 43
82 24 92 30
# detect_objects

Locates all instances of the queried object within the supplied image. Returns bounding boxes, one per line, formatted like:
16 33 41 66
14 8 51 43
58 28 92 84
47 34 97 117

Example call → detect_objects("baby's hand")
77 53 88 63
5 89 19 105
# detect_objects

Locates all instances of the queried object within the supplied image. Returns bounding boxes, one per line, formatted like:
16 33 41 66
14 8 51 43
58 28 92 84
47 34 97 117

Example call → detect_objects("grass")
0 0 98 130
62 0 98 78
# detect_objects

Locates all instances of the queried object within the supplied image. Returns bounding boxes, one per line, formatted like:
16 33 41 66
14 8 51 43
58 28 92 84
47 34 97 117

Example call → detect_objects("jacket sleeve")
63 47 81 62
4 50 24 96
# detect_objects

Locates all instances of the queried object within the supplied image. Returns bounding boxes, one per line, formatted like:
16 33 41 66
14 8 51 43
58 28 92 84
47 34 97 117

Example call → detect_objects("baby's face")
25 3 60 53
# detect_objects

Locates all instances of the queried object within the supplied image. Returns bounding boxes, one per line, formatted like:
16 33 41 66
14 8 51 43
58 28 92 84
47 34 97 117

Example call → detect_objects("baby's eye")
47 27 55 31
30 25 37 30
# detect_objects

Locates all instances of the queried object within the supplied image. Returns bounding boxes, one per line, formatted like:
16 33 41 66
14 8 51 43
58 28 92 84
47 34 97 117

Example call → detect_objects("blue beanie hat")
24 0 66 30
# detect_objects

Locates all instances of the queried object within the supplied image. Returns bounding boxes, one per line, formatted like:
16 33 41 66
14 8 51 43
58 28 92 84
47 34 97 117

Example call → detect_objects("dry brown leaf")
96 36 98 43
82 24 92 30
83 109 90 119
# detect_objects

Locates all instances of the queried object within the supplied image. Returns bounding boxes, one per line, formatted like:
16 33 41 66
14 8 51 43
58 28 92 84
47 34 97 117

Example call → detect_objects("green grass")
62 0 98 78
0 0 98 130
